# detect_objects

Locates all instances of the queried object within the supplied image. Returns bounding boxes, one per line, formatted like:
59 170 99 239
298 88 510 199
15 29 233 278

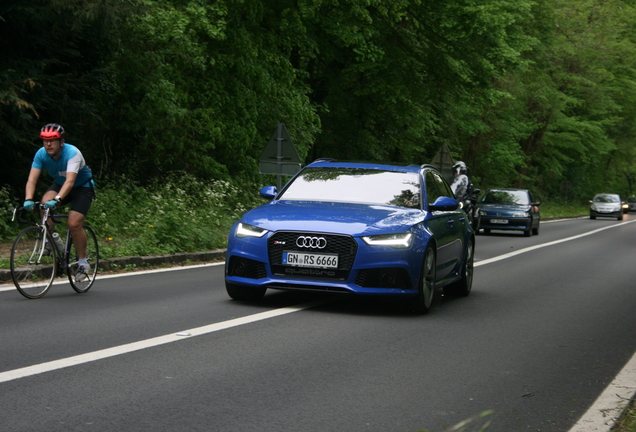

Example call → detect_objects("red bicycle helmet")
40 123 65 140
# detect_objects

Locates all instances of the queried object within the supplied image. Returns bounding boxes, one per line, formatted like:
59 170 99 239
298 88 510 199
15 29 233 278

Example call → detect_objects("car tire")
225 281 267 301
532 223 539 236
444 238 474 297
483 229 491 235
590 214 596 219
410 246 436 315
524 227 532 237
618 214 623 221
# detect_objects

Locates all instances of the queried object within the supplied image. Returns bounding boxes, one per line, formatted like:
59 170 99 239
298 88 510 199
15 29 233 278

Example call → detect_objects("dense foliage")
0 173 264 256
2 0 636 205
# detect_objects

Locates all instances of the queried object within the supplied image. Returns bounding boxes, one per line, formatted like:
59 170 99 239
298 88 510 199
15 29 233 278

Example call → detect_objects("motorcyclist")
450 161 480 229
450 161 470 202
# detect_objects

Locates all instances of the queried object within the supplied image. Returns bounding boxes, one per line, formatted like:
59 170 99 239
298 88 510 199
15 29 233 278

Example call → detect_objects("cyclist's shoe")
75 263 91 282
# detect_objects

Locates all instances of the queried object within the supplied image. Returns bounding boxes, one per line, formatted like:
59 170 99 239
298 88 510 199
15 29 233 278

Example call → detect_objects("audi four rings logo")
296 236 327 249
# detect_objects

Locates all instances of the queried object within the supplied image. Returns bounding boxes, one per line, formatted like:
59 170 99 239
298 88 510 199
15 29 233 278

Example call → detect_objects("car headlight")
511 212 530 217
362 233 413 249
236 223 268 238
622 204 629 209
479 210 486 216
591 204 598 211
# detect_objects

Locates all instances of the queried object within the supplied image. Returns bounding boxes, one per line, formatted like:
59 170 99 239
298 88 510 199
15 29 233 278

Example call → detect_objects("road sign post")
258 123 302 189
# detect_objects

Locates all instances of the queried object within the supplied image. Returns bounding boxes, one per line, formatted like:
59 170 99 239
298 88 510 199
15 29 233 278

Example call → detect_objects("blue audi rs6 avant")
225 160 475 314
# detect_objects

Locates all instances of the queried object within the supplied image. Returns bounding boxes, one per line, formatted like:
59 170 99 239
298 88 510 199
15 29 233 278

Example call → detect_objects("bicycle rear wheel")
68 225 99 293
10 226 57 299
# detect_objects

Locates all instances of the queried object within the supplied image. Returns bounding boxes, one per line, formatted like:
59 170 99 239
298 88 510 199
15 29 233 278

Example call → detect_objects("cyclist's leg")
43 184 61 232
68 210 87 258
69 225 98 293
66 186 93 260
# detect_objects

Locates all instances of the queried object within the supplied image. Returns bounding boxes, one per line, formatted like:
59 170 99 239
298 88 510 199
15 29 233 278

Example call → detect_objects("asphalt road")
1 215 635 432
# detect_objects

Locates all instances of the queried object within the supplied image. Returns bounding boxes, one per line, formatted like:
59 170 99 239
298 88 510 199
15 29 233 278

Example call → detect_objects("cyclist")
23 123 95 281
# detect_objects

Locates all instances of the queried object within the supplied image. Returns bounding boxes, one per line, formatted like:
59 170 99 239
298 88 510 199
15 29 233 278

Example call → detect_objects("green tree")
0 0 131 196
105 0 320 183
470 0 636 200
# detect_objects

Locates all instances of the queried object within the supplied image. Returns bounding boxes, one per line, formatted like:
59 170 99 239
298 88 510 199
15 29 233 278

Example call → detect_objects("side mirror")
429 196 459 212
259 186 277 200
533 202 541 206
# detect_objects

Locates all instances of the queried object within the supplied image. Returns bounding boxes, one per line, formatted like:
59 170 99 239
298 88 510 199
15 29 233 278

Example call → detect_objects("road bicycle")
10 203 99 299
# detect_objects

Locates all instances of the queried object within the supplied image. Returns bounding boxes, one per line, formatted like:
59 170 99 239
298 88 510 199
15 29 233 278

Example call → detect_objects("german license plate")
282 251 338 269
490 219 509 224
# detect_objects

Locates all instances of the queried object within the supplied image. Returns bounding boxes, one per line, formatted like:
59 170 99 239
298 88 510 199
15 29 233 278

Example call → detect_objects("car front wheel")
226 281 267 301
410 246 436 314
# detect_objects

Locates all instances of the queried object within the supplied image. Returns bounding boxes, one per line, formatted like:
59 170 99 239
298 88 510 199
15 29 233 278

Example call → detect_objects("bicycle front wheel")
68 225 99 293
10 226 57 299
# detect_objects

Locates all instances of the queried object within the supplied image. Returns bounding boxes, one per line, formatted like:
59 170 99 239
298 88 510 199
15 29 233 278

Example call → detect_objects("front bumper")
590 209 622 218
478 216 532 232
225 232 424 297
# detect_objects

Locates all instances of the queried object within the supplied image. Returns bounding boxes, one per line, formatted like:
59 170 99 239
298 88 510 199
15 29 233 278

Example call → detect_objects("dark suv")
477 188 541 237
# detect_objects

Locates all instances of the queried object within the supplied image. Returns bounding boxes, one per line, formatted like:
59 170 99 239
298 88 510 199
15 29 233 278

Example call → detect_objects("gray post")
277 122 283 190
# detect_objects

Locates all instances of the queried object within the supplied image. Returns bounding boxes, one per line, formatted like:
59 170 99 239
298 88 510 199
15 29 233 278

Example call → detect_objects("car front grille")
268 231 357 281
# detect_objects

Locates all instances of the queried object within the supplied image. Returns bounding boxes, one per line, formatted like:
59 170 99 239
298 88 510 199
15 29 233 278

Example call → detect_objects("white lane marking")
567 351 636 432
0 299 325 384
0 262 224 292
475 219 636 267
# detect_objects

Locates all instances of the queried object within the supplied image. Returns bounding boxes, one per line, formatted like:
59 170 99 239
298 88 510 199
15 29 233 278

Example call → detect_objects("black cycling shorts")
47 184 95 216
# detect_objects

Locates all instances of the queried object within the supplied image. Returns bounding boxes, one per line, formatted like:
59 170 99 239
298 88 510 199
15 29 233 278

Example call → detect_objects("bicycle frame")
12 205 66 272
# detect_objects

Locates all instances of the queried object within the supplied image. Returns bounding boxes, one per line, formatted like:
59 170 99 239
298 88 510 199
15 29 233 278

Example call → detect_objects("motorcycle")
459 188 480 231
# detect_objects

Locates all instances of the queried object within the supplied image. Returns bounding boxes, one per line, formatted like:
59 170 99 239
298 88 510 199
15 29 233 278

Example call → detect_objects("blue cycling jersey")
32 143 93 188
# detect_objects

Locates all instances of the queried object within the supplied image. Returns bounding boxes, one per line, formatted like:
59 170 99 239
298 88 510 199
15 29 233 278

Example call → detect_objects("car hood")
241 200 426 236
478 203 532 212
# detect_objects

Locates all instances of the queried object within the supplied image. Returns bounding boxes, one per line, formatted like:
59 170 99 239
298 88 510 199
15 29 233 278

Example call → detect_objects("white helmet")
452 161 467 174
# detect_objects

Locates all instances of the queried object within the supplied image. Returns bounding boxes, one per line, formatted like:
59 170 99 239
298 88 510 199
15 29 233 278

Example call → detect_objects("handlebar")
12 203 67 224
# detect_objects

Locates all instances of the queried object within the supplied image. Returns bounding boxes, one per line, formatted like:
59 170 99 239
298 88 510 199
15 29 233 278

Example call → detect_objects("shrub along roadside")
0 173 264 267
86 172 263 258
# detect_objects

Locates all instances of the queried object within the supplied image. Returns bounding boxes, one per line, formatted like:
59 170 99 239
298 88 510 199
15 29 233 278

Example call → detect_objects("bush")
2 173 263 263
0 185 16 240
88 172 262 258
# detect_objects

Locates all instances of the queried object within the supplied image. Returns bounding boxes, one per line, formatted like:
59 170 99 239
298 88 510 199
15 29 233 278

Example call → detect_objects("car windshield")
593 194 619 203
482 190 530 205
279 167 421 208
629 197 636 203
